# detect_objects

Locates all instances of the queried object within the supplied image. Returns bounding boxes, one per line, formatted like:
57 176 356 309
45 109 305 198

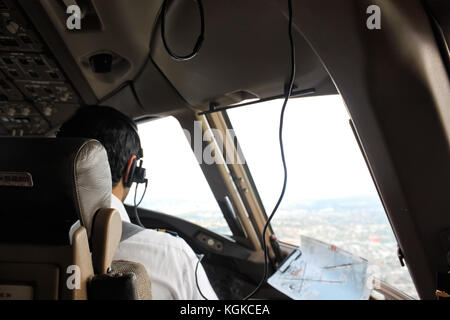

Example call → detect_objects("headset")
119 114 148 227
123 150 146 188
120 112 147 187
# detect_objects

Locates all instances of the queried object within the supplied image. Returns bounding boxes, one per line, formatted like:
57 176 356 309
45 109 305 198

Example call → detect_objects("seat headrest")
0 138 112 245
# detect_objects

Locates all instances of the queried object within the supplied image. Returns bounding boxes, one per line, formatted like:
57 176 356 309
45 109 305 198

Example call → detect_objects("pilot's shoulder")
153 228 179 238
129 228 192 254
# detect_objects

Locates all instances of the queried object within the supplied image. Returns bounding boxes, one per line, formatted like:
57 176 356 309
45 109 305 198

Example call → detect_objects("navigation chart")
268 236 371 300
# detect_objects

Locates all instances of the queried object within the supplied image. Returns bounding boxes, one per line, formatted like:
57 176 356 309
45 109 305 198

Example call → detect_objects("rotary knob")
7 108 15 117
43 106 53 117
22 107 31 116
6 21 20 35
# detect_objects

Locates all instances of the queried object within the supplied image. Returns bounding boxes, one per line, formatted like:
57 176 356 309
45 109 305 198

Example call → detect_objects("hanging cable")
160 0 205 61
191 0 295 300
133 180 148 227
195 254 209 300
243 0 296 300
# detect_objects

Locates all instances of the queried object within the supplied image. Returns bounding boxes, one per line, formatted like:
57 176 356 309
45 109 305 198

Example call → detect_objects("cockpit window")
126 116 231 235
226 95 418 298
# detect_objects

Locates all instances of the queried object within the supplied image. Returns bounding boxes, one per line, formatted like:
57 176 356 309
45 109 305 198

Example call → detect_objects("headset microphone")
124 148 148 227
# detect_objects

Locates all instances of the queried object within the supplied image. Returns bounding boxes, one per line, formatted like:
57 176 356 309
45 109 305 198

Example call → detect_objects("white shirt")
111 194 218 300
72 194 217 300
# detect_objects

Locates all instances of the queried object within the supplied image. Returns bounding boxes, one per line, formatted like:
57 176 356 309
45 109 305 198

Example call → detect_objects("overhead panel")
0 0 80 136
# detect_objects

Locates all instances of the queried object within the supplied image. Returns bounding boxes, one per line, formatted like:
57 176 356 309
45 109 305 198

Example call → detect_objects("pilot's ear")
123 155 137 188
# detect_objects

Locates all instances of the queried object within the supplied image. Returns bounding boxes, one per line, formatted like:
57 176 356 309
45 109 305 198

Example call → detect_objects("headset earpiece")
124 155 147 189
134 160 147 184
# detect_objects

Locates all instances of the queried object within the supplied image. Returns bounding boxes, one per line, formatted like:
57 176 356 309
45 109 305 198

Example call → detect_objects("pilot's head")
57 105 142 202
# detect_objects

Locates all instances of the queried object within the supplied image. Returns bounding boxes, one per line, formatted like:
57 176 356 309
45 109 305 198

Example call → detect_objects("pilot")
58 105 218 300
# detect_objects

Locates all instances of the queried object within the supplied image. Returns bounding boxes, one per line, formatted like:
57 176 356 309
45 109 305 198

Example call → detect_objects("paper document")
268 236 371 300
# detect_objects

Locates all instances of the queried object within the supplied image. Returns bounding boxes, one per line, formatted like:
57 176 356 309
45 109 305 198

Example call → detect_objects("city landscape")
269 196 418 299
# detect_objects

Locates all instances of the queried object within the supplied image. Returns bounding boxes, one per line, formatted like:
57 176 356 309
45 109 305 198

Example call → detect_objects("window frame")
173 109 274 252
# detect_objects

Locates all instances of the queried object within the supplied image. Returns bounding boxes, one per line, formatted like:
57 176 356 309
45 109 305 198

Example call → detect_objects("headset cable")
133 178 148 227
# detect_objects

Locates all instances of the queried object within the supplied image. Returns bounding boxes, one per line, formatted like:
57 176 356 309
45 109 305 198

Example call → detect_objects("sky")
227 95 379 211
128 94 380 215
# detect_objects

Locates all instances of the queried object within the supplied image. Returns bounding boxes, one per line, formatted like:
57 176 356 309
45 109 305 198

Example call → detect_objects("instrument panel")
0 0 80 136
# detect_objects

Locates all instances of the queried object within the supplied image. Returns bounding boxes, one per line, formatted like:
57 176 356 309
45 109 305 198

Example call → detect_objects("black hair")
57 105 142 187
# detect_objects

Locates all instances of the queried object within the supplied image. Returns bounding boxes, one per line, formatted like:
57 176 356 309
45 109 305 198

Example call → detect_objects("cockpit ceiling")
149 0 337 109
3 0 334 136
5 0 448 136
39 0 336 115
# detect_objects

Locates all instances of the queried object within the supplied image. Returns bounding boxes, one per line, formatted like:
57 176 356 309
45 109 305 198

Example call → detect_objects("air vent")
81 51 131 84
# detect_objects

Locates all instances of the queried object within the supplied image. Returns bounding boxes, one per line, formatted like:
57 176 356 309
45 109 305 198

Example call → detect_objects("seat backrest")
0 137 118 300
